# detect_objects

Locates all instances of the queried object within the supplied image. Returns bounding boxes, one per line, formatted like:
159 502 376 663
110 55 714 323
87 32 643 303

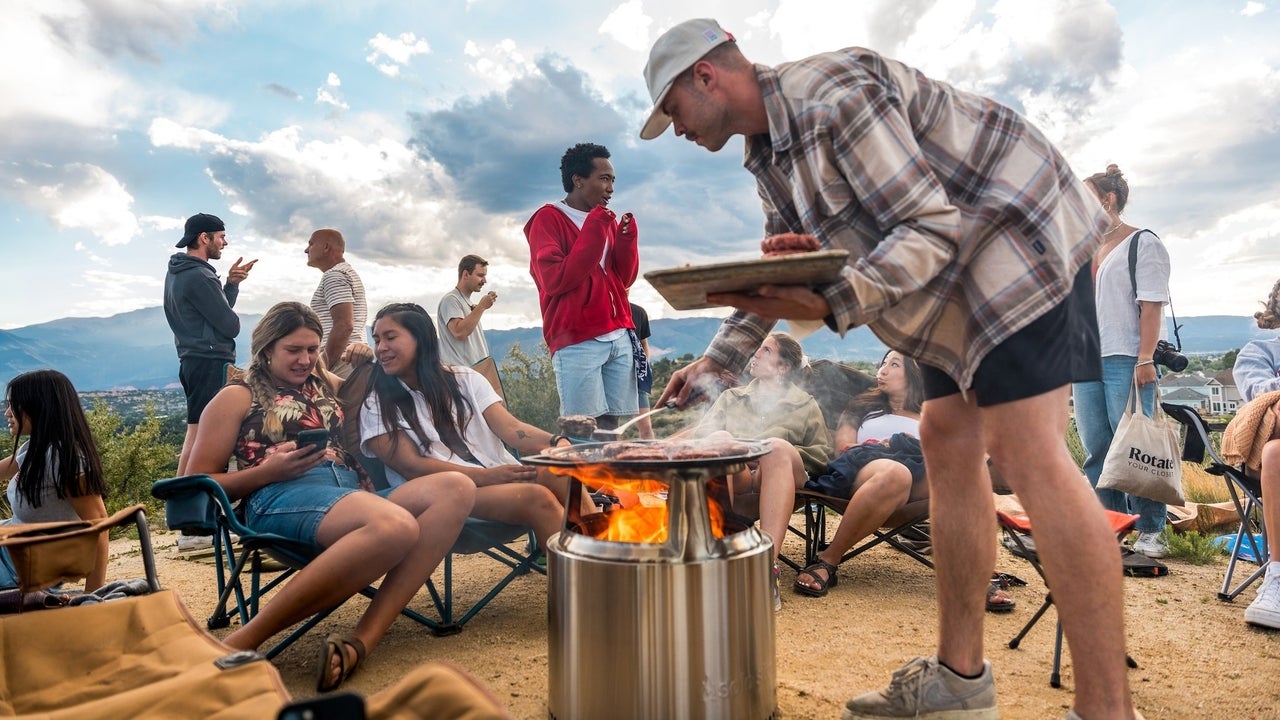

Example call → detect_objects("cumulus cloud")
316 72 349 110
600 0 653 52
366 31 431 77
1242 2 1265 17
1 161 139 246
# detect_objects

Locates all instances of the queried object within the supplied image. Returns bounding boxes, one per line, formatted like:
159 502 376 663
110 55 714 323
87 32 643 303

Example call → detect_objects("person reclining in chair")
186 301 476 693
685 332 832 611
1229 277 1280 630
358 303 568 549
793 351 1015 611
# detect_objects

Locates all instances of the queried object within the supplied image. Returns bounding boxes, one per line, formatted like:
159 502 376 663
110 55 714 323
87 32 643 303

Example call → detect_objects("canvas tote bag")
1097 378 1186 505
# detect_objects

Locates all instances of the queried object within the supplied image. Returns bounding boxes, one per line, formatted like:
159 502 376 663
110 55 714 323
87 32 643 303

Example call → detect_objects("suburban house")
1208 369 1243 414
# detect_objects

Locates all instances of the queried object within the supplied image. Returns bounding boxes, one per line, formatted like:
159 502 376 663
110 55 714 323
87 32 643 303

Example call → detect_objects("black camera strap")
1127 228 1183 351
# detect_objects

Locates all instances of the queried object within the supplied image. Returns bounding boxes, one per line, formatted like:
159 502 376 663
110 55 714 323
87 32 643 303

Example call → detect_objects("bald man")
305 229 368 377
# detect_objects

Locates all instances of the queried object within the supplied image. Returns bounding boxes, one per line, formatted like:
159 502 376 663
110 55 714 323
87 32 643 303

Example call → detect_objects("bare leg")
1261 439 1280 562
177 424 198 475
798 460 911 590
981 387 1134 718
472 483 564 548
754 439 806 562
920 392 993 677
224 472 475 662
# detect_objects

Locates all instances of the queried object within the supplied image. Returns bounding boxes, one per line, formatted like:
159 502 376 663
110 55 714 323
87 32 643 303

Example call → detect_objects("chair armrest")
151 474 253 538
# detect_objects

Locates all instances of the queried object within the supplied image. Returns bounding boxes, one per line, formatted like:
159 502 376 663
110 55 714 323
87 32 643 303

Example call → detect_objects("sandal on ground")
985 577 1016 613
793 559 839 598
316 633 367 692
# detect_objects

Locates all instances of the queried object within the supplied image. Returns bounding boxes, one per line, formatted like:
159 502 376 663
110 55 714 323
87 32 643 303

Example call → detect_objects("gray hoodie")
163 252 240 360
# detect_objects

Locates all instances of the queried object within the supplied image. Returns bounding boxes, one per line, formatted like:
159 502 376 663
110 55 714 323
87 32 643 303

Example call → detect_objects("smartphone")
295 428 329 453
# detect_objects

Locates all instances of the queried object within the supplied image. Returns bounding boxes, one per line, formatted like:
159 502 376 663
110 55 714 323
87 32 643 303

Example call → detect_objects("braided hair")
243 302 333 442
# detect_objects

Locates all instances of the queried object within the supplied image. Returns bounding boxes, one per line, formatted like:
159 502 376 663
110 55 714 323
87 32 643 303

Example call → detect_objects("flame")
556 466 728 543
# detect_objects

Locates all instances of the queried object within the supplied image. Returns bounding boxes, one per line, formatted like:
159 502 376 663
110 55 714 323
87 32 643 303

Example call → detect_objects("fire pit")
525 439 777 720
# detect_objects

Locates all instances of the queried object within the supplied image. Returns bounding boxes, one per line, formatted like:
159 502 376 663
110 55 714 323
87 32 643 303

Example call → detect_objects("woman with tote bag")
1071 164 1173 558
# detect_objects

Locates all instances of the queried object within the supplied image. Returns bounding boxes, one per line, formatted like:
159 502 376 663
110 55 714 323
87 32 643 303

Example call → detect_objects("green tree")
499 342 560 434
86 400 179 516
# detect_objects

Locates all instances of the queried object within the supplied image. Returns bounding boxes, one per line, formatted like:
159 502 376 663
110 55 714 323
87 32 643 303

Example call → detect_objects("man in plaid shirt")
645 19 1140 720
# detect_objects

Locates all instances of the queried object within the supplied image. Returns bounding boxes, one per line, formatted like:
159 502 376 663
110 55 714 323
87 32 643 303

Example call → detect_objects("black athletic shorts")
179 356 232 424
921 264 1101 407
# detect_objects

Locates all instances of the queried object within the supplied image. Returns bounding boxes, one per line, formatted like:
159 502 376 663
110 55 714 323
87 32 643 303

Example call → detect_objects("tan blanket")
1221 389 1280 472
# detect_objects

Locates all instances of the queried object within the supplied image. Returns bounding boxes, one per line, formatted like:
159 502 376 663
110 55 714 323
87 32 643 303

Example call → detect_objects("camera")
1152 339 1188 372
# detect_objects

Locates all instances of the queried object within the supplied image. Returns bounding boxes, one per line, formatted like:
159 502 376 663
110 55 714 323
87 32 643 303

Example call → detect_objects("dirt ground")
108 517 1279 720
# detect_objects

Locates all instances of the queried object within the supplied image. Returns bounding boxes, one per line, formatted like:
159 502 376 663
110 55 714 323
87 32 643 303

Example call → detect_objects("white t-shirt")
857 413 920 444
1095 230 1170 357
358 367 517 488
437 288 490 367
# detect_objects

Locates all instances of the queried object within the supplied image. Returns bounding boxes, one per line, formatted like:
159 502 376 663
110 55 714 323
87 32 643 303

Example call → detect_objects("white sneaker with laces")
1245 562 1280 629
843 656 997 720
1131 531 1168 559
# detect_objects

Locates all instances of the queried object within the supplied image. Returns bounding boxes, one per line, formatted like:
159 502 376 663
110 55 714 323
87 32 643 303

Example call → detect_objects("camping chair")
0 504 512 719
152 472 543 656
780 488 932 573
1162 402 1269 601
996 509 1140 688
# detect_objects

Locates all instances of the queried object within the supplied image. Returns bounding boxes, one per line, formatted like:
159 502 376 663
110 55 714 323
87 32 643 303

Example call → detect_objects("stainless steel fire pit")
525 440 777 720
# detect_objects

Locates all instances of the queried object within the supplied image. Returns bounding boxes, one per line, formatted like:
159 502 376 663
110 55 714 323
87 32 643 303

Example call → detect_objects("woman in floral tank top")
187 301 475 692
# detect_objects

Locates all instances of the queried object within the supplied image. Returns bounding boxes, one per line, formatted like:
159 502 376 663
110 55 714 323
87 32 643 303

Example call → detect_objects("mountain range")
0 306 1270 392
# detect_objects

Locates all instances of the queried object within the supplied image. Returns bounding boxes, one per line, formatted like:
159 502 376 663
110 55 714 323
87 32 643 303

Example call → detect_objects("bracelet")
1135 360 1155 367
548 434 569 447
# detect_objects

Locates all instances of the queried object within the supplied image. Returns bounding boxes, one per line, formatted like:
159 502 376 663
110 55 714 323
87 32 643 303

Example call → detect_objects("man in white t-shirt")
305 228 368 378
437 254 496 367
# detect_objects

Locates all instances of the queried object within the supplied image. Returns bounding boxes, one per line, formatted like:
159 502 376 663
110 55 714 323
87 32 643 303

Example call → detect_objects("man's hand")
478 290 497 310
706 284 831 321
342 343 373 367
227 257 258 285
656 356 725 409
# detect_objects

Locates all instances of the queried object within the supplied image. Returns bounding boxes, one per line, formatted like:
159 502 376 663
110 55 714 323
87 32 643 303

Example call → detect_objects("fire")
557 467 729 543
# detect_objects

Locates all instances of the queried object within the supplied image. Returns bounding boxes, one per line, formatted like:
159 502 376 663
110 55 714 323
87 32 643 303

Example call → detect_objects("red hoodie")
524 204 638 354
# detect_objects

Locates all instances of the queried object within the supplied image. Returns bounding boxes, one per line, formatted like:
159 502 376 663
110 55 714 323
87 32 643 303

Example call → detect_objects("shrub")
500 342 560 434
86 400 178 517
1165 528 1223 565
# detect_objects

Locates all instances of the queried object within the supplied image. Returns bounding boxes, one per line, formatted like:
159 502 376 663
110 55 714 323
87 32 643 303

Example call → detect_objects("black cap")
176 213 225 248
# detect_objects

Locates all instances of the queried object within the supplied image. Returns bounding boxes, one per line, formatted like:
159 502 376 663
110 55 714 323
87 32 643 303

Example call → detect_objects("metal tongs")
591 400 677 440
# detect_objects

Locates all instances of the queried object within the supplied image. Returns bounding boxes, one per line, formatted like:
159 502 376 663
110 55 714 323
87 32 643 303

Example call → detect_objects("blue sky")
2 0 1278 332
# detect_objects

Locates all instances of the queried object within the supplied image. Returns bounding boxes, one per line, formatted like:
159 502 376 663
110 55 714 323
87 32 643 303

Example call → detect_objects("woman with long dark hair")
187 301 475 692
359 303 566 548
1 369 109 591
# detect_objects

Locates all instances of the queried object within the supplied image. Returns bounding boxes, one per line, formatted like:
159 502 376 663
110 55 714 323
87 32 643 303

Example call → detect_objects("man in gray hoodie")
164 213 256 475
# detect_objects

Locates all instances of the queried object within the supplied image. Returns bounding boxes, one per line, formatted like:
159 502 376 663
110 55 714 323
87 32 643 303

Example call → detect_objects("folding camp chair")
1162 402 1270 601
0 504 512 719
152 472 543 657
780 489 932 573
996 509 1140 688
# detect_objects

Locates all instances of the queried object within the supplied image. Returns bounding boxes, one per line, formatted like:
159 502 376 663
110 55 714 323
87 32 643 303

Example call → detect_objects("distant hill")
0 307 1269 392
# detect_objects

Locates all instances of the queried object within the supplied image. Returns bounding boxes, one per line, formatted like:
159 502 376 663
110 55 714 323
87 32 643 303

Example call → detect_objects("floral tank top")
232 377 370 490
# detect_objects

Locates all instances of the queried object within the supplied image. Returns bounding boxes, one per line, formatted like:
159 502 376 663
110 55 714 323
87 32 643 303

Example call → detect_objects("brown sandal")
794 559 839 598
985 576 1016 613
317 633 366 692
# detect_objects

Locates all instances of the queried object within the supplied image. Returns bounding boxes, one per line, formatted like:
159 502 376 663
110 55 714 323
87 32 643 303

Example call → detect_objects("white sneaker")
1131 531 1168 559
177 534 212 552
1245 563 1280 629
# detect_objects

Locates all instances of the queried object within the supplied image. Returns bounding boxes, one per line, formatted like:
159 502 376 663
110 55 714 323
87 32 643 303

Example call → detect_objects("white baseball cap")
639 18 735 140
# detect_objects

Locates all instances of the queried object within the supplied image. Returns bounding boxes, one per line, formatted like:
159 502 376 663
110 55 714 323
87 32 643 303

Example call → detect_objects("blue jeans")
0 519 17 589
1072 355 1165 533
243 462 362 549
552 335 639 417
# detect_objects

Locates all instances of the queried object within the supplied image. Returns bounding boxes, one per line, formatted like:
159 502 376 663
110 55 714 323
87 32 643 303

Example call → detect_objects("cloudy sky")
3 0 1278 333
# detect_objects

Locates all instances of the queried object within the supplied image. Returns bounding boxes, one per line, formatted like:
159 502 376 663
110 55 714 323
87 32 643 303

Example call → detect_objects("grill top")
522 438 771 473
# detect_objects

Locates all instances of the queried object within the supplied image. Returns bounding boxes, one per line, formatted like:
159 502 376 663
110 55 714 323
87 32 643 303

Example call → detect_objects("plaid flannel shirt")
705 48 1106 391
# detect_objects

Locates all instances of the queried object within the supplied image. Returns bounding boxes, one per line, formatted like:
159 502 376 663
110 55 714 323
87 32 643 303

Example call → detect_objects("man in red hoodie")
524 143 639 431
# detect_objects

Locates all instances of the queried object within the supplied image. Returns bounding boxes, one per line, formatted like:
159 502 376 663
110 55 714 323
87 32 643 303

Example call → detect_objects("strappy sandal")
985 575 1017 613
793 559 839 598
316 633 367 693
